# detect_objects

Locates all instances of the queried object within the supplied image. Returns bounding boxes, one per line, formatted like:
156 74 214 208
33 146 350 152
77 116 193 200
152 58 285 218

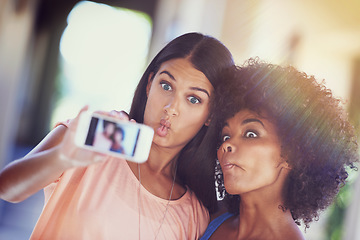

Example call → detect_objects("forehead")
157 58 213 89
227 109 276 130
227 109 261 123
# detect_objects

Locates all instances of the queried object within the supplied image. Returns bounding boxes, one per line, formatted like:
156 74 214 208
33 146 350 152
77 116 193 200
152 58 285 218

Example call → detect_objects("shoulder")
200 211 235 240
280 223 305 240
209 200 228 221
178 188 210 225
183 187 210 214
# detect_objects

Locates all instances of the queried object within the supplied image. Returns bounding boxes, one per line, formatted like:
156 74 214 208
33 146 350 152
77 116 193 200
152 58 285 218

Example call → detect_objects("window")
52 1 152 125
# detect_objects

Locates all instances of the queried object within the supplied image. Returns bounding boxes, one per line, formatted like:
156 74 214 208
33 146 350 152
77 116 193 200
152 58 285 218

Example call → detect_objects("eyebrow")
190 87 210 98
160 70 175 80
159 71 211 98
242 118 265 127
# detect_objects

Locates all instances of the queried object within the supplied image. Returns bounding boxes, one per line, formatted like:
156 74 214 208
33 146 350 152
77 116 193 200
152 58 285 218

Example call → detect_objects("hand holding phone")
75 112 154 163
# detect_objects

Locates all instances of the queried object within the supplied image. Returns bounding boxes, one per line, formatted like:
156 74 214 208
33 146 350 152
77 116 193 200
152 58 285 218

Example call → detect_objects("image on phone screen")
83 117 140 157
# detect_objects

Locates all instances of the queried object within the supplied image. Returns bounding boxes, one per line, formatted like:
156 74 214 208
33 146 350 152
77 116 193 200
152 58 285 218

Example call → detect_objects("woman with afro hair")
200 58 359 240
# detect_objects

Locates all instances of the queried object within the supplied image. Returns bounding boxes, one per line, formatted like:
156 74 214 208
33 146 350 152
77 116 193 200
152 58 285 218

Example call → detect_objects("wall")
0 0 38 168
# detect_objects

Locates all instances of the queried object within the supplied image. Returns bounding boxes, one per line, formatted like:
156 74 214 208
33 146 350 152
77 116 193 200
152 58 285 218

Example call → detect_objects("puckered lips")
221 160 236 171
220 155 244 172
156 118 171 137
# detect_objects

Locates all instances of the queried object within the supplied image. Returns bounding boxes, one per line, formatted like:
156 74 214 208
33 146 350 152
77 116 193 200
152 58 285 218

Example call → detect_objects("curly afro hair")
212 58 359 229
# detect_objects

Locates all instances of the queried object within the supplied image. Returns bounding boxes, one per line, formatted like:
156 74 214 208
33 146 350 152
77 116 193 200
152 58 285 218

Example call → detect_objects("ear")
204 118 211 127
280 161 292 170
146 72 154 97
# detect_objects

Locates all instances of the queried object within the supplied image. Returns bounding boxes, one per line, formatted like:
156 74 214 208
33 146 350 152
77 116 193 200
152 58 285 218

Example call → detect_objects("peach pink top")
30 124 209 240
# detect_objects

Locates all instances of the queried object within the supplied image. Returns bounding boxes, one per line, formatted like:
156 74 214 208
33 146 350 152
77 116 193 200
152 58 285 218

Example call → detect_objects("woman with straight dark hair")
0 32 234 239
129 32 235 213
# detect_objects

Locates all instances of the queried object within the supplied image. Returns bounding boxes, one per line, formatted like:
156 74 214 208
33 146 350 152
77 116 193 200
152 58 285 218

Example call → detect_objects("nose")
164 97 179 116
222 141 234 153
227 146 232 152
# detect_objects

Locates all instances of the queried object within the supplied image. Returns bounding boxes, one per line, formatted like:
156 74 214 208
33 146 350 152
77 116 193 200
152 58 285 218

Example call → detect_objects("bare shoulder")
209 211 238 240
209 200 228 221
282 231 305 240
280 223 306 240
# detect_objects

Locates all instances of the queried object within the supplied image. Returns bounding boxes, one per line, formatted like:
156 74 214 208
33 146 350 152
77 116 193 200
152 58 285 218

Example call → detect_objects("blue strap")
199 212 234 240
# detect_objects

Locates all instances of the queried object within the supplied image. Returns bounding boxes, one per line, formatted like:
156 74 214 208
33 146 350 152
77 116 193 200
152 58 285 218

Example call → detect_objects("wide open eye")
245 130 258 138
222 135 230 142
187 96 201 104
160 82 172 91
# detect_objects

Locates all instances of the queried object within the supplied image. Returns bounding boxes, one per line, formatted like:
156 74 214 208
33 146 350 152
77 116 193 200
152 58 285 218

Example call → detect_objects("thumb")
69 105 89 130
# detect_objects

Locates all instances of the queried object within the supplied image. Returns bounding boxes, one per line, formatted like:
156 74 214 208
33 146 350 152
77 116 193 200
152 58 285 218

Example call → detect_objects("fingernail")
94 155 105 162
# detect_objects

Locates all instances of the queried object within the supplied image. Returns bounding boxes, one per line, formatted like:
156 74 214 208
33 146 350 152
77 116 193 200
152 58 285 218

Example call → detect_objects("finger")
93 110 129 121
68 105 89 130
93 154 107 162
71 148 107 166
93 110 109 116
109 110 130 121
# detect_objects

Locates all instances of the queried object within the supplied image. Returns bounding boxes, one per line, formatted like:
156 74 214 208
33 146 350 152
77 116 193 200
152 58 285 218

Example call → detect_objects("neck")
235 198 294 239
127 141 186 200
128 142 180 178
239 193 287 225
235 168 294 238
144 143 181 175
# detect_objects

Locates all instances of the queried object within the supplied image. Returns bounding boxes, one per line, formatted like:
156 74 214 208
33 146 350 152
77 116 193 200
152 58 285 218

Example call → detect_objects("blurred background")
0 0 359 239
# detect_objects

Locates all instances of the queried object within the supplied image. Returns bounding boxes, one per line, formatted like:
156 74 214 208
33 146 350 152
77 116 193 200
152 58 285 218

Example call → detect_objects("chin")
224 183 238 195
152 135 170 146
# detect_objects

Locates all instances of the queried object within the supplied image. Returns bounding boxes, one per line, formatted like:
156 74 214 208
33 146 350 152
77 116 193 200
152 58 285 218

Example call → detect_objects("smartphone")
75 112 154 163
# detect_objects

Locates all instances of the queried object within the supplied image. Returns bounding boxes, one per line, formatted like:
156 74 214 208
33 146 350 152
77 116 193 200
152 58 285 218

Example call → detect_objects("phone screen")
83 116 140 157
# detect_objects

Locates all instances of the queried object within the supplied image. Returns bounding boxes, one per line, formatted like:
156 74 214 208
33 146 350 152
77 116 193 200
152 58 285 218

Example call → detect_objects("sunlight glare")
52 1 152 125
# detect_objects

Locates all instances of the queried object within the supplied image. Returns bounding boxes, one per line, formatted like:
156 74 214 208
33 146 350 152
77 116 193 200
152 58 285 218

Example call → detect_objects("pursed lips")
220 156 244 171
221 161 236 170
156 118 172 137
160 118 171 128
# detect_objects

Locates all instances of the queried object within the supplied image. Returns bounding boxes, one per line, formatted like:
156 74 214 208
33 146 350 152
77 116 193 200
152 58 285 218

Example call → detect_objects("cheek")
143 102 152 125
179 119 204 140
188 104 210 124
143 91 162 122
181 111 209 135
217 147 223 160
249 146 283 181
245 143 281 163
187 111 208 126
173 109 209 144
177 100 209 125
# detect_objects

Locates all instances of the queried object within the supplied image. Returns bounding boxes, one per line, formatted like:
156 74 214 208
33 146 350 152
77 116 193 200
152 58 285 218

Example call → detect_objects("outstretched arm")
0 125 70 203
0 107 107 203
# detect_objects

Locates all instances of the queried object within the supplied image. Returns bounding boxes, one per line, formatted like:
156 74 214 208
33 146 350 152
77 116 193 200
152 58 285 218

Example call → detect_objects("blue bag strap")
199 212 234 240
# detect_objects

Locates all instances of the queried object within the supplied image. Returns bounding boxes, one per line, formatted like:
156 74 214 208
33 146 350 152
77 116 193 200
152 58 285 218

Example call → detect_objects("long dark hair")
129 32 234 213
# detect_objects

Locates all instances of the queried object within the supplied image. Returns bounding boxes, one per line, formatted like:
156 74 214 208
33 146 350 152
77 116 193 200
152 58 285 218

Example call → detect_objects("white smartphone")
75 112 154 163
